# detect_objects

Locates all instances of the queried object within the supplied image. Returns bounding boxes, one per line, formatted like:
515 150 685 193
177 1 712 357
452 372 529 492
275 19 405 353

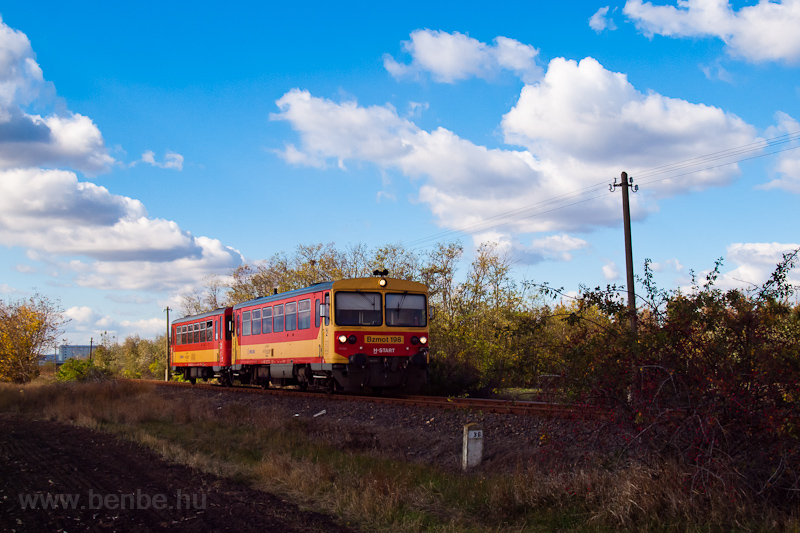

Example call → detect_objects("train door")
321 292 330 359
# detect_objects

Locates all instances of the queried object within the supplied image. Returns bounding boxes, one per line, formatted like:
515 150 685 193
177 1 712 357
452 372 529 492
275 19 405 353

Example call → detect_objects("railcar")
171 307 233 384
170 276 430 393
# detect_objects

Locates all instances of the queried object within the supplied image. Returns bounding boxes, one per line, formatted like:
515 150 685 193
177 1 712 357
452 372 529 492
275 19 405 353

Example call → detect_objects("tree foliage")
92 332 167 379
0 294 66 384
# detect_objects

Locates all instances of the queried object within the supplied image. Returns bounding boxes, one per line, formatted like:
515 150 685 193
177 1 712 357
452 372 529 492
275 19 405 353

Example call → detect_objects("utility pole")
164 307 171 381
610 171 638 335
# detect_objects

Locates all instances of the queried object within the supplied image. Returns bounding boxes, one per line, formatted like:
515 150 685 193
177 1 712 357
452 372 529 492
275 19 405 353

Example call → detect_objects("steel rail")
127 379 611 420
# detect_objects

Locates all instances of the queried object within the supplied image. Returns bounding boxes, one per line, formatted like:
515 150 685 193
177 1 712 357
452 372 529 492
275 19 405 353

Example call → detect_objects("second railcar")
171 307 233 384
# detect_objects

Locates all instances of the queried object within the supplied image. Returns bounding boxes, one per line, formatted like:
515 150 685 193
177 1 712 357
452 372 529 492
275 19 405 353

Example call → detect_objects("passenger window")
285 302 297 331
252 309 261 335
194 323 200 344
242 311 251 336
262 307 272 334
298 299 311 330
273 304 284 333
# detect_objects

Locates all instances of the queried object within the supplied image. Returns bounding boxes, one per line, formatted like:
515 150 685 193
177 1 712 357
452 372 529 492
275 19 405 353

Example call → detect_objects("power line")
402 131 800 252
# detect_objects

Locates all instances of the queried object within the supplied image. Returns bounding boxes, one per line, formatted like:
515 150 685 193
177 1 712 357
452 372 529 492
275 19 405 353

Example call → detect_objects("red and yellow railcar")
231 276 429 392
171 307 233 384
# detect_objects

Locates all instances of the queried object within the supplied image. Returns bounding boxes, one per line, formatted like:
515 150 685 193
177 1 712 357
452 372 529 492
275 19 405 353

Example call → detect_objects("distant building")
58 345 94 362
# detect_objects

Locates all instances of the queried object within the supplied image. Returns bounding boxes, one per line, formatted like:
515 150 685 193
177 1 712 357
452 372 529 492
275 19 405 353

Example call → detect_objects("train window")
315 299 320 328
324 293 330 326
335 292 382 326
194 323 200 344
262 307 272 334
182 325 187 345
298 299 311 330
200 322 206 343
242 311 251 336
226 316 233 340
386 293 428 327
215 319 219 341
285 302 297 331
252 309 261 335
273 304 284 333
206 321 213 341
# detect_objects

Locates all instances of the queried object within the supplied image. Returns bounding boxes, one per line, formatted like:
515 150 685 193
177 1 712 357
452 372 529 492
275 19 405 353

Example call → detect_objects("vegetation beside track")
3 379 799 532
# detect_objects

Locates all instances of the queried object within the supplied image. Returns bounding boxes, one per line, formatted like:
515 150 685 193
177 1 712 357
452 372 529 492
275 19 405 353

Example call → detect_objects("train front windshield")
386 293 427 327
334 291 427 327
335 292 382 326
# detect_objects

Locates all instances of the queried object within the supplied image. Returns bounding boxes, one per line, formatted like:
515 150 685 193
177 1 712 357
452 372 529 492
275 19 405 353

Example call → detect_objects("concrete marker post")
462 423 483 471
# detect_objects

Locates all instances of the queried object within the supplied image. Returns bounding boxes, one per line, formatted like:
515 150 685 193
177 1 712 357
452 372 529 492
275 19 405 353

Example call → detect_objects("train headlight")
338 335 348 343
419 336 428 344
379 278 387 287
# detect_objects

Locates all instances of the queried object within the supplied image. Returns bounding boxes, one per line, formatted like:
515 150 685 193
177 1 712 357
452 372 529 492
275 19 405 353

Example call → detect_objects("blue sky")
1 0 798 345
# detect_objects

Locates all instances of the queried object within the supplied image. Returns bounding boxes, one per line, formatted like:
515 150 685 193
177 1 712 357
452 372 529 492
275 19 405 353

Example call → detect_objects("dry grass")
2 380 798 532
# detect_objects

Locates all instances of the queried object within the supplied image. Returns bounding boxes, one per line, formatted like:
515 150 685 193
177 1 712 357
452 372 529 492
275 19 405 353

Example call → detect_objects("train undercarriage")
177 351 428 393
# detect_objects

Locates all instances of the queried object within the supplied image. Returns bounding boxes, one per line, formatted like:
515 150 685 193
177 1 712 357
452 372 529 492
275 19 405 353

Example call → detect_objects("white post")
462 423 484 471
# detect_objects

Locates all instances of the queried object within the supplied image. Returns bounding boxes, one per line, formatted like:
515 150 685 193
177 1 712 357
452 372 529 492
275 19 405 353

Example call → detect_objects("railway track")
130 379 612 421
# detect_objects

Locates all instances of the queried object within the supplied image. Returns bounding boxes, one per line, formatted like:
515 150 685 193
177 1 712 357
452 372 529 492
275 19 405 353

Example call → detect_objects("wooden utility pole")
164 306 171 381
610 171 638 335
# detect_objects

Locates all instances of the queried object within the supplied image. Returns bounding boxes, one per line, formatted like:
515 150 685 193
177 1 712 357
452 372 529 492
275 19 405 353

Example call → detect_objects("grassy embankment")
1 379 797 532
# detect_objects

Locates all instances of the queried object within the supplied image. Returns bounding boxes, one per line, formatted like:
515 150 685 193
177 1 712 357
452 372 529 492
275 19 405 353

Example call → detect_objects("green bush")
56 358 110 382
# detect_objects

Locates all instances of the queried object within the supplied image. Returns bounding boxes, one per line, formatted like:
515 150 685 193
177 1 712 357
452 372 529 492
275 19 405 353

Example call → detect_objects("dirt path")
0 415 362 532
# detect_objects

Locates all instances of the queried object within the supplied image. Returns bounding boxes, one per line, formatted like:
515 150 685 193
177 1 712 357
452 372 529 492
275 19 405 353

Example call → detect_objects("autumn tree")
0 294 67 383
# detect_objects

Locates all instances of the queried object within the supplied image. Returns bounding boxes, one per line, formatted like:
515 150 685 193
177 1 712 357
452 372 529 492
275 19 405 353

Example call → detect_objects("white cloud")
624 0 800 63
501 57 756 194
384 29 542 83
710 242 800 291
71 236 243 292
0 167 243 289
0 17 113 174
758 112 800 193
603 261 619 280
274 36 761 254
590 6 618 32
530 234 590 261
139 149 184 171
65 305 99 325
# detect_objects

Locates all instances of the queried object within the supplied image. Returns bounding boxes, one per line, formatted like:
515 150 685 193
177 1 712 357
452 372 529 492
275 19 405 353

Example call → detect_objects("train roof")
232 277 428 311
172 307 230 326
232 281 334 310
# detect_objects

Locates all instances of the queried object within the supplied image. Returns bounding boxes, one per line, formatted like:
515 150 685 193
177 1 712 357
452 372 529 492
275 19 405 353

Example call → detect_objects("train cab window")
315 299 321 328
194 323 200 343
285 302 297 331
386 293 428 327
262 307 272 334
335 292 382 326
273 304 284 333
298 299 311 330
252 309 261 335
242 311 251 336
324 293 330 326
